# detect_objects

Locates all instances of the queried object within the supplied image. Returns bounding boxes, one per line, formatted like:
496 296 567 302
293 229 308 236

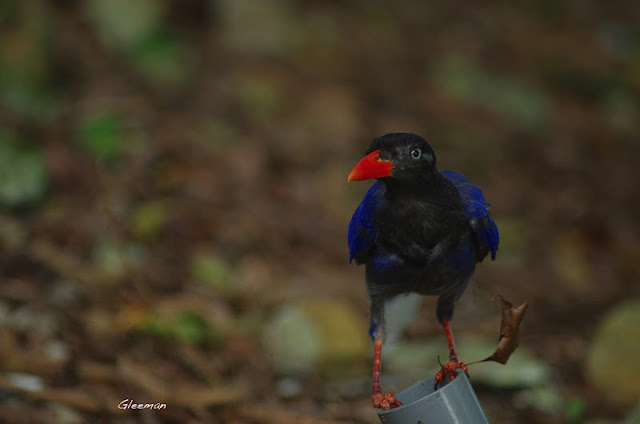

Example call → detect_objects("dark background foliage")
0 1 639 423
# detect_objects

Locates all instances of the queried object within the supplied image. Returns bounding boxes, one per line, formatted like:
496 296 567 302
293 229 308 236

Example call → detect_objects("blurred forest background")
1 1 639 423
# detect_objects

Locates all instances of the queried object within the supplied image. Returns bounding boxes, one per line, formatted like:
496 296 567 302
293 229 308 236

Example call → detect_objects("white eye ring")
410 148 421 159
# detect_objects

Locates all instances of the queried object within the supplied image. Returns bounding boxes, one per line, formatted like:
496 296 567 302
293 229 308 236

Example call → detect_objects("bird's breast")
375 199 467 264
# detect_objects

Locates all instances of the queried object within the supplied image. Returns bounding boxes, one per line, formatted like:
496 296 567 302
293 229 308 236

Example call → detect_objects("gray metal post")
377 372 489 424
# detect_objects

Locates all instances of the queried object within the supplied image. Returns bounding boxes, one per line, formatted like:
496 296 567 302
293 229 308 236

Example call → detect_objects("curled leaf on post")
479 295 529 365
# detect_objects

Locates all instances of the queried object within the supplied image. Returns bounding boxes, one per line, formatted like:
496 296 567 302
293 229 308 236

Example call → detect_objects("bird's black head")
348 133 437 182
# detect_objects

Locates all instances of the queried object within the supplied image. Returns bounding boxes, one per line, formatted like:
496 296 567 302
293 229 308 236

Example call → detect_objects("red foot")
372 391 403 410
434 360 468 389
370 340 402 410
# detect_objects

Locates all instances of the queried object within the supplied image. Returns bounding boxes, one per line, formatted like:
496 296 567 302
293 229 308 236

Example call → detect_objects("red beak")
348 149 395 181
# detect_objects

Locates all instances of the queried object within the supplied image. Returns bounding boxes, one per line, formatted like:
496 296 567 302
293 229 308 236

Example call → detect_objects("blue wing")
348 182 385 264
440 171 499 260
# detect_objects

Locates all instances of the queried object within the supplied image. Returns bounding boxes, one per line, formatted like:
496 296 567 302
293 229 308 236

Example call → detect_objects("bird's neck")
381 173 452 204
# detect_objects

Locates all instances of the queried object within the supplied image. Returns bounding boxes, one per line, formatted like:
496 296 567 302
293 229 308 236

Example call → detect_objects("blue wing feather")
440 171 499 260
348 182 385 263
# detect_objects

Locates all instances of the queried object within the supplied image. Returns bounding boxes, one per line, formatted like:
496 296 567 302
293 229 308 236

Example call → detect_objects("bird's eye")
410 148 421 159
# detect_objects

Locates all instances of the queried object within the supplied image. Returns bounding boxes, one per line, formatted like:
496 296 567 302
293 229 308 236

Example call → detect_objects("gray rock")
585 299 640 407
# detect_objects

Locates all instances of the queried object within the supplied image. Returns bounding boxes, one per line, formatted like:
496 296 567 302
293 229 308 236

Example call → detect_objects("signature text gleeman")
118 399 167 410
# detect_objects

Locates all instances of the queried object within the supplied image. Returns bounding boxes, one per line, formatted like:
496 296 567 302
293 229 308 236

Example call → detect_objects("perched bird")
348 133 499 410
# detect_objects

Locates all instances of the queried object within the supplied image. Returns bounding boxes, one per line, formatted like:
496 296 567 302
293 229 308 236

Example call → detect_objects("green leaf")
130 201 168 240
78 112 121 160
138 310 211 345
0 134 47 207
191 253 234 293
172 310 209 345
85 0 165 49
130 29 188 87
565 397 587 423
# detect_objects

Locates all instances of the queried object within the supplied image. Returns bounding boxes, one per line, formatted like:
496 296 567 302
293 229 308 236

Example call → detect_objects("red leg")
371 341 403 410
434 319 468 389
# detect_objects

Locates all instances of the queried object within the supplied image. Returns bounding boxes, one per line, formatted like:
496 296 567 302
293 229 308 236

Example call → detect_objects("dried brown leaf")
481 296 528 364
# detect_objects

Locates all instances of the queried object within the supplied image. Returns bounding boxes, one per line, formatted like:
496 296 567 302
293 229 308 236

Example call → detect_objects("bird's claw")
434 360 468 389
372 392 403 410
